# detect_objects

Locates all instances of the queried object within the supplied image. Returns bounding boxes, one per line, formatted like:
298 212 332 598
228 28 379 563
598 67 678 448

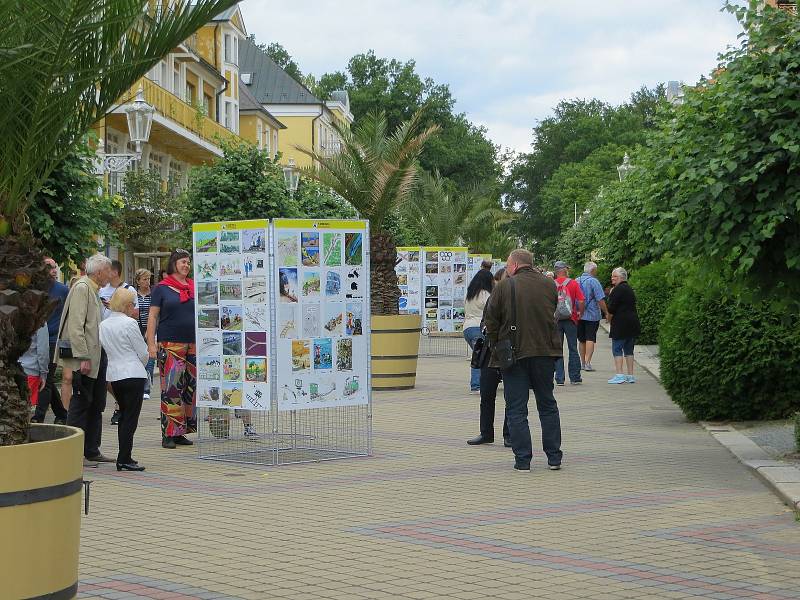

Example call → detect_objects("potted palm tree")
0 2 237 598
297 111 439 389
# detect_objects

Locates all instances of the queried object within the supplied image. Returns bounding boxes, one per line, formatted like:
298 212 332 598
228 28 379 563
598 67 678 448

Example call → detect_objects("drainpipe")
310 105 324 164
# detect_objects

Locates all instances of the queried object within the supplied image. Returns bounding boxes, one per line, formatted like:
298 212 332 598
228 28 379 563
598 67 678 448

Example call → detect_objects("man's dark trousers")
554 319 581 384
32 342 68 423
68 351 108 458
479 366 509 441
502 356 562 468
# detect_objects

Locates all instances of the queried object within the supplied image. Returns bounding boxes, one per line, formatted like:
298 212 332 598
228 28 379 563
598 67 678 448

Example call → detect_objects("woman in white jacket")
99 287 148 471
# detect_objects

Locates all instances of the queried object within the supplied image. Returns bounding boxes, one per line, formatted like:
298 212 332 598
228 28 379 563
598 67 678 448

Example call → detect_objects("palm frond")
0 0 238 227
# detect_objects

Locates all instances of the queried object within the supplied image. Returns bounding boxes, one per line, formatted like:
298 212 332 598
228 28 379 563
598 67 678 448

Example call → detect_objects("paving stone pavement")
77 336 800 600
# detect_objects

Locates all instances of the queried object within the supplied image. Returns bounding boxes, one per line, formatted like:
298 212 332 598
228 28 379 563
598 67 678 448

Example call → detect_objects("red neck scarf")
159 275 194 303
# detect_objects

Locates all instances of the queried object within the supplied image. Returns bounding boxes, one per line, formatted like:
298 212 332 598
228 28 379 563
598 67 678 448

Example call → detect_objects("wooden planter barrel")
371 314 422 390
0 424 83 600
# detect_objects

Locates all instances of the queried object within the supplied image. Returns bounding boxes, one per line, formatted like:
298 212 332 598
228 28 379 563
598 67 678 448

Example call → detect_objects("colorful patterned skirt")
158 342 197 437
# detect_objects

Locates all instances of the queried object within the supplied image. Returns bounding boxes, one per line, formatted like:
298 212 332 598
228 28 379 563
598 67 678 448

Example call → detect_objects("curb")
700 422 800 512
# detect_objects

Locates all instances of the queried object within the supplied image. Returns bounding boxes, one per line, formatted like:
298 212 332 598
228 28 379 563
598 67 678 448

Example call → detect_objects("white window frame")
256 121 263 149
224 34 232 63
264 127 271 155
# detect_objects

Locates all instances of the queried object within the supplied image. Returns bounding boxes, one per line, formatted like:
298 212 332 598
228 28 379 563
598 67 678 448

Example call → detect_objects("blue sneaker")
607 374 627 384
625 375 636 384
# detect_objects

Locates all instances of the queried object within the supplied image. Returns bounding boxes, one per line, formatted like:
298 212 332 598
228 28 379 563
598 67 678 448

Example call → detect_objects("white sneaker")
143 393 150 400
584 364 595 372
625 375 636 384
607 374 627 384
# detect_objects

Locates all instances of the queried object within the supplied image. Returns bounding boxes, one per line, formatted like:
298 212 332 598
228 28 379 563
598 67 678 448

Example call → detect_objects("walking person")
100 287 148 471
32 257 69 424
146 249 197 449
467 268 510 447
135 268 155 400
553 261 585 386
463 269 493 393
19 324 50 410
57 253 114 468
576 261 608 372
606 267 641 384
484 249 563 472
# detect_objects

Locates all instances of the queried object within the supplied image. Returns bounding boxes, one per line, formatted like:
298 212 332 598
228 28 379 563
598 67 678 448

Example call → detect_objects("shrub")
794 412 800 453
660 271 800 421
627 258 685 345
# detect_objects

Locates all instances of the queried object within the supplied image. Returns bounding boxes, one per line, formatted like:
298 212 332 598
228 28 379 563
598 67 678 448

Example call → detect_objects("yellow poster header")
421 246 469 253
193 219 268 233
273 218 367 230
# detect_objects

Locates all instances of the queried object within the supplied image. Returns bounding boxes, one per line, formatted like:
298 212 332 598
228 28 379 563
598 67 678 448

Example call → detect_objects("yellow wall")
239 115 260 148
277 116 315 168
196 25 217 67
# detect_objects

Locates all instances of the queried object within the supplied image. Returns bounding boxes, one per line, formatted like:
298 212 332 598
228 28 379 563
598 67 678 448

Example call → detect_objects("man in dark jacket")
484 249 564 472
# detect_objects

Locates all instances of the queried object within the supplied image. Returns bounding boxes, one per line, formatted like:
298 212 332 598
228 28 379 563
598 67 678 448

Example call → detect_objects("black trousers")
479 366 509 440
67 351 107 458
110 378 145 464
32 342 68 422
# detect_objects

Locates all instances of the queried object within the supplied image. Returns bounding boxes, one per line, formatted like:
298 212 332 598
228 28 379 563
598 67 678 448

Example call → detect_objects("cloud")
241 0 743 154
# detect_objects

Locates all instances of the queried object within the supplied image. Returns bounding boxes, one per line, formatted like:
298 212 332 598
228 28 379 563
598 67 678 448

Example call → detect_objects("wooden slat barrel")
371 314 422 390
0 424 84 599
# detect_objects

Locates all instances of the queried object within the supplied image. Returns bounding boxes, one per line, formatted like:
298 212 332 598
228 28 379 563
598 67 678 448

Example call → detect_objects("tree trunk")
369 231 400 316
0 237 54 446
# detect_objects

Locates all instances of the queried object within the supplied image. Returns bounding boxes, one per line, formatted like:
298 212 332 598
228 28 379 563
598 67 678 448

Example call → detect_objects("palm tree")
296 110 439 315
0 0 238 446
405 169 517 251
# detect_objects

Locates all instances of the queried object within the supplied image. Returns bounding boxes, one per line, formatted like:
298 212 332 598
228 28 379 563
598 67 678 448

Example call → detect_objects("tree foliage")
27 137 117 266
112 168 179 251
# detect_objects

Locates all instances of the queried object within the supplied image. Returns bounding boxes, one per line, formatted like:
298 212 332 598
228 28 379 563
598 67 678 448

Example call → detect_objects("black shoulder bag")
492 278 518 370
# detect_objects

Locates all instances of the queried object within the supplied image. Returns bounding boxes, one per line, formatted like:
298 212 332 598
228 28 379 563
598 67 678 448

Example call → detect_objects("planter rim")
0 424 83 450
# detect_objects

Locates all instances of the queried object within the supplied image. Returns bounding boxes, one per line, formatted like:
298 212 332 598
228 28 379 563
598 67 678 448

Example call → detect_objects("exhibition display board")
422 246 468 333
396 246 422 315
467 253 492 284
193 219 271 411
273 219 370 411
191 218 372 466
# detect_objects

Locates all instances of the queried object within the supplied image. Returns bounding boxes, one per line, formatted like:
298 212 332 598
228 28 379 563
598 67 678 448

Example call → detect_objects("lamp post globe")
124 87 154 151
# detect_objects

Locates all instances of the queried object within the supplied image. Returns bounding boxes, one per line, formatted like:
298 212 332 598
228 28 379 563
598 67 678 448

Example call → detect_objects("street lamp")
100 87 154 173
283 158 300 198
617 153 634 182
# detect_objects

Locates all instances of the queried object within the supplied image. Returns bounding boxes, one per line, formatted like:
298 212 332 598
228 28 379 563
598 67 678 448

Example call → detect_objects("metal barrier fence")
197 403 371 466
419 330 471 358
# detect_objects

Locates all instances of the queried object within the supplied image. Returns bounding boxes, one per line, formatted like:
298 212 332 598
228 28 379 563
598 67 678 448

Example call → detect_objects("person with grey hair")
57 253 114 467
576 261 608 372
483 248 563 472
606 267 641 384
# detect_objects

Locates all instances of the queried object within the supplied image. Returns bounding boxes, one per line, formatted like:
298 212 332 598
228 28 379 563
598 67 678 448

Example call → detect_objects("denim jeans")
143 357 155 395
463 326 483 391
554 319 582 383
502 356 562 468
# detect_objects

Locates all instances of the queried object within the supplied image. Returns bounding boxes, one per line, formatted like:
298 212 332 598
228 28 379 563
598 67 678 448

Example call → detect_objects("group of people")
461 253 641 471
21 249 198 470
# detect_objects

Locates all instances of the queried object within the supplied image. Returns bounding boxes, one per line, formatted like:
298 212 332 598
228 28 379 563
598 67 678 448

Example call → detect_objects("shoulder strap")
509 277 518 347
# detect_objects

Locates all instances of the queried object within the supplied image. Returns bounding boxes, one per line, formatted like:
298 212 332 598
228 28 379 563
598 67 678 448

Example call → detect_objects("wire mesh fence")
196 404 371 466
419 330 471 358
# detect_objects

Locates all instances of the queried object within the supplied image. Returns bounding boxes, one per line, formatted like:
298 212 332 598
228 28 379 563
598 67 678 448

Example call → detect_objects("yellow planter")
371 314 421 390
0 424 83 600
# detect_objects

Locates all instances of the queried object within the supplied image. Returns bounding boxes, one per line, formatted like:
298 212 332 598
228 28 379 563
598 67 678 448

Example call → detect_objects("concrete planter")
0 424 83 599
370 314 422 390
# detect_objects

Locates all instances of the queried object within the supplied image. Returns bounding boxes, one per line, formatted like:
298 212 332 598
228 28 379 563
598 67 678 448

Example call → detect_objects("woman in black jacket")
606 267 641 384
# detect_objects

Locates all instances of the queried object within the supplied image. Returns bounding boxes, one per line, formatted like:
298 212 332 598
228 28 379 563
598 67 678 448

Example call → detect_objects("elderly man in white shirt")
99 286 148 471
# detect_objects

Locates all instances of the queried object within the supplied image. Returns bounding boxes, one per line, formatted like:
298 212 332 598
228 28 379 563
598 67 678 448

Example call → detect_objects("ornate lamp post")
283 158 300 198
99 87 154 173
617 153 634 182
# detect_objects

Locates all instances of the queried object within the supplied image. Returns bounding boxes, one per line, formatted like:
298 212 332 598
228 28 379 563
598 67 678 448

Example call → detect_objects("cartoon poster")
418 247 468 333
274 219 370 410
193 219 271 411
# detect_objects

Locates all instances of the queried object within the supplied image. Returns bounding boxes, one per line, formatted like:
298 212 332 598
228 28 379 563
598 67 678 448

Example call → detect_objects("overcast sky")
240 1 744 155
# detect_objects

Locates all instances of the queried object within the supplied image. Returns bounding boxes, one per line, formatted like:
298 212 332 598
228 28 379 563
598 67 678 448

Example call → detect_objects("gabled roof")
239 79 286 129
239 37 322 105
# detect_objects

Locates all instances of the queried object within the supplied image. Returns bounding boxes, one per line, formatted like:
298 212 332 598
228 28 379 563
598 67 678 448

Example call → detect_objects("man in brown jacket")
483 248 563 472
57 253 113 467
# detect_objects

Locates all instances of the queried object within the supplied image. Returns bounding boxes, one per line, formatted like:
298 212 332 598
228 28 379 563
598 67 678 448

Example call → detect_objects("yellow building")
239 37 354 168
239 80 285 158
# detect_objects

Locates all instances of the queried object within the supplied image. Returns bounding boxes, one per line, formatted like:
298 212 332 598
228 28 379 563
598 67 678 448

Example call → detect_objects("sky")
240 1 745 156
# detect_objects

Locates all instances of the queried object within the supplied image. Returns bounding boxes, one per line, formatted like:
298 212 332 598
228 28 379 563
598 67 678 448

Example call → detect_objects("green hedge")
627 258 685 345
660 272 800 421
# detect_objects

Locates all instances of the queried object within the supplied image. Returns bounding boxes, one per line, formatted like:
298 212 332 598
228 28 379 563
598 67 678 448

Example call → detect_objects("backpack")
555 278 573 320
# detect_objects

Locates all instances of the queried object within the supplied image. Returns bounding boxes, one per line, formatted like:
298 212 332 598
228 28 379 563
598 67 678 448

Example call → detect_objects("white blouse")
463 289 490 330
99 312 149 382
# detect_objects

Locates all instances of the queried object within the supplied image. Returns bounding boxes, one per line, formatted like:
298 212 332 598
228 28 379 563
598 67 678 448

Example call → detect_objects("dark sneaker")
513 463 531 472
110 410 120 425
548 464 562 471
173 435 194 446
162 436 176 449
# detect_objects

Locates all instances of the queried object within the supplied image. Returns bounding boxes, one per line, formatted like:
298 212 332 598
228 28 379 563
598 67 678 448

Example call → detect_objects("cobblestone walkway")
78 336 800 599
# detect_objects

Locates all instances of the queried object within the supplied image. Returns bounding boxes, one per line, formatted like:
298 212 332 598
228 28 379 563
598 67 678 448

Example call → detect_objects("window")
203 94 211 115
160 61 168 88
186 82 196 105
264 127 271 155
224 34 232 63
256 121 263 149
233 36 239 66
224 102 234 130
273 131 278 157
168 161 185 197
